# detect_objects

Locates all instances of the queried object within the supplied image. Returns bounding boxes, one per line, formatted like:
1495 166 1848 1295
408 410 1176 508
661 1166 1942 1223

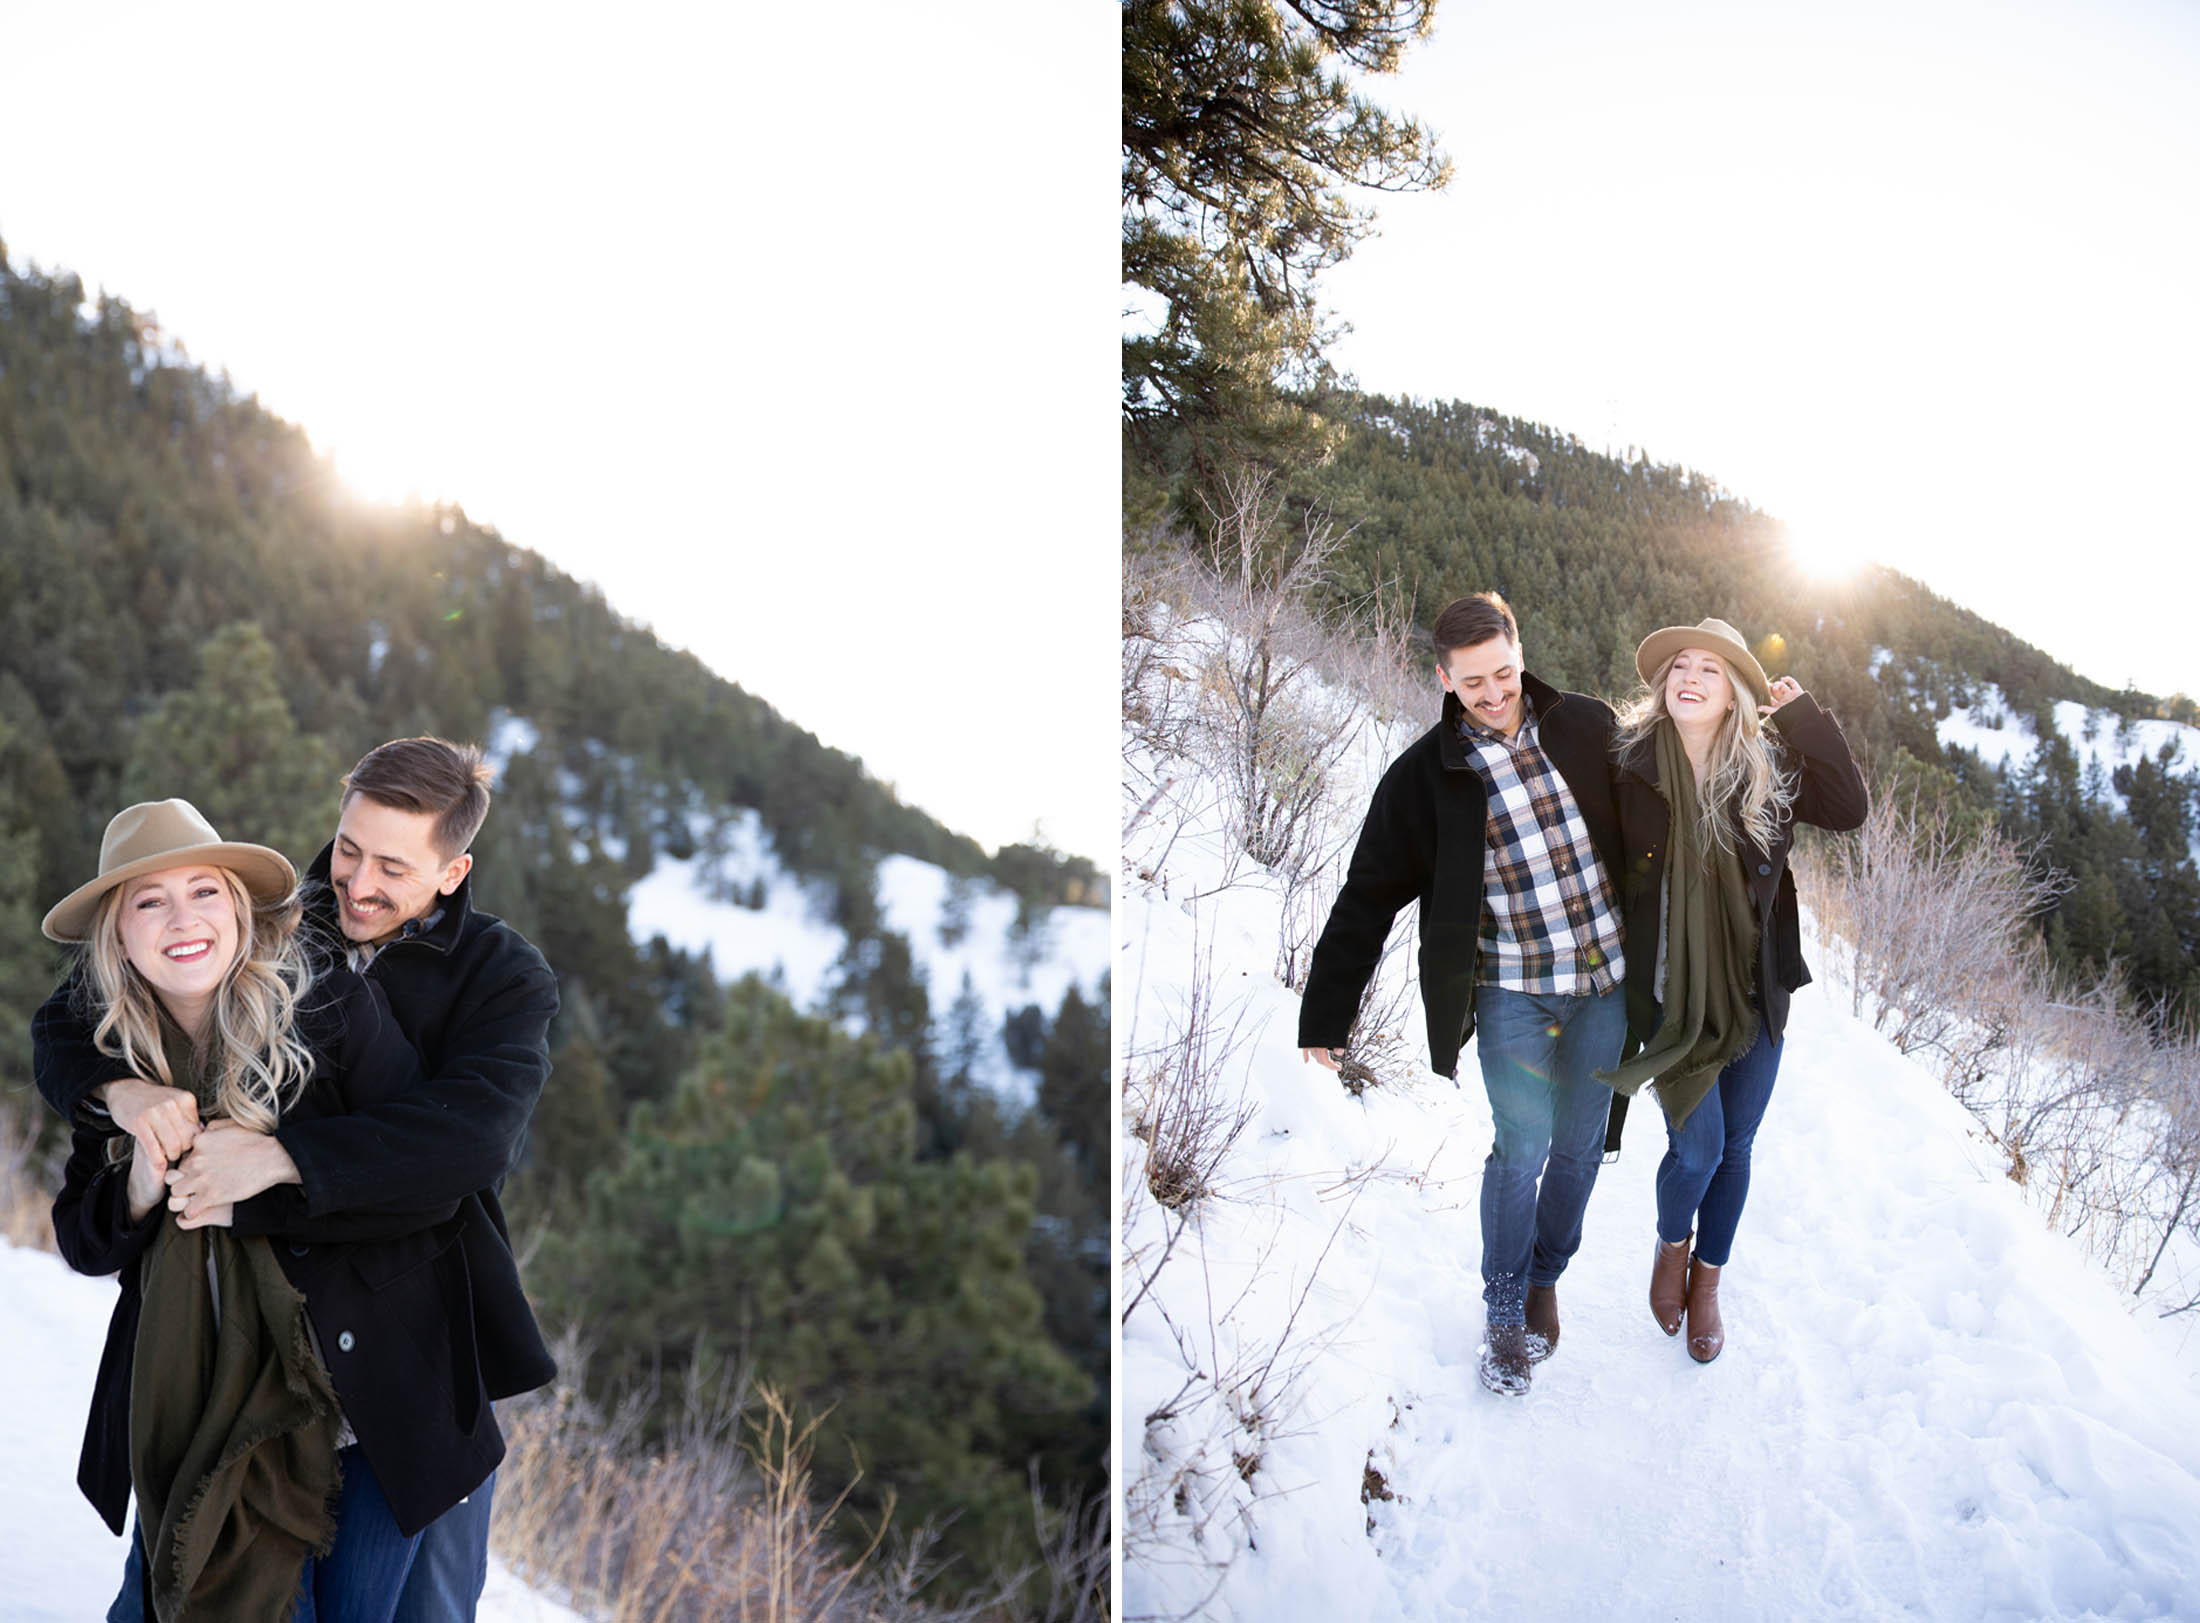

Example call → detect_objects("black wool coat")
51 966 492 1538
1610 692 1870 1055
36 847 561 1535
1297 673 1626 1081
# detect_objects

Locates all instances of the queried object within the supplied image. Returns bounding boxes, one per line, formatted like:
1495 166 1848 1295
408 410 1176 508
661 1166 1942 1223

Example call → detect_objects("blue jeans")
391 1470 495 1623
108 1445 422 1623
1472 982 1627 1322
1655 1016 1783 1267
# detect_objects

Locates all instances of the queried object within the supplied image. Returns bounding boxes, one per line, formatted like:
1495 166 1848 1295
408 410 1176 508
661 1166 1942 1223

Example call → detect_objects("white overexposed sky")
1318 0 2200 703
0 1 1117 866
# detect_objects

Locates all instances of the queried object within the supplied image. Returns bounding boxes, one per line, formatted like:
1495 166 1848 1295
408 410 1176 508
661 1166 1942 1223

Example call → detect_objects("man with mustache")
1298 592 1628 1397
36 736 560 1623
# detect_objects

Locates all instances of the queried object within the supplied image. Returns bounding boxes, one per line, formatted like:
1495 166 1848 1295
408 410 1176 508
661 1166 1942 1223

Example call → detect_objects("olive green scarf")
130 1018 341 1622
1601 721 1761 1128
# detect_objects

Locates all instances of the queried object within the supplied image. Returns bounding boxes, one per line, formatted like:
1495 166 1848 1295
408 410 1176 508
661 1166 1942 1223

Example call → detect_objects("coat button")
1757 862 1772 876
337 1331 355 1353
290 1244 310 1257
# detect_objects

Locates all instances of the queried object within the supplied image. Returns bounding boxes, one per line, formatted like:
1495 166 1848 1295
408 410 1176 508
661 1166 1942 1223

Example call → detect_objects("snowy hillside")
486 713 1110 1100
629 833 1108 1101
1 1243 590 1623
1936 686 2199 813
1121 619 2200 1621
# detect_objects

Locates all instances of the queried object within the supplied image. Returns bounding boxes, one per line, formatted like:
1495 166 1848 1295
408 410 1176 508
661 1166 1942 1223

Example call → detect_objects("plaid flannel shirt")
1461 694 1626 995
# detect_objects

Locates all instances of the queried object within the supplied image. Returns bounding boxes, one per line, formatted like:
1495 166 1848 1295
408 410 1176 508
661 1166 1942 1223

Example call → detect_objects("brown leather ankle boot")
1524 1284 1560 1363
1649 1236 1690 1336
1685 1257 1724 1363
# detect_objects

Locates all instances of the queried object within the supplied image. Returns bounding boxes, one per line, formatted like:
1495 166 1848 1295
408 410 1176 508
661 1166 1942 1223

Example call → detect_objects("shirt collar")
1458 688 1538 745
348 904 446 971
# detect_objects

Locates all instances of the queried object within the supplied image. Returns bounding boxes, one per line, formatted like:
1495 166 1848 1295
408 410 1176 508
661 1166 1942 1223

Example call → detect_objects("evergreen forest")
0 249 1108 1597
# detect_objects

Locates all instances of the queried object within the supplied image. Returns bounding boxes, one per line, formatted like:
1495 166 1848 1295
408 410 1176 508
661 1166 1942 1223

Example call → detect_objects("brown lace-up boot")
1649 1236 1690 1337
1685 1257 1724 1363
1524 1284 1560 1363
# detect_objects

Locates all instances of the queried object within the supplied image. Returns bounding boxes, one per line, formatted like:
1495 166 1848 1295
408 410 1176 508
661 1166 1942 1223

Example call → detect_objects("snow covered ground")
0 1241 590 1623
1122 625 2200 1622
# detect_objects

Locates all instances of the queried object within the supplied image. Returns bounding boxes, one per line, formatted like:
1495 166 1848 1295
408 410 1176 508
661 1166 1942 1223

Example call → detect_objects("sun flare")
1781 520 1870 584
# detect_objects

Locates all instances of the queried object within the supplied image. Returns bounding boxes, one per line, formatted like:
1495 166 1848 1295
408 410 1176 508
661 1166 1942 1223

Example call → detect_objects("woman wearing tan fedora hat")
1599 619 1869 1364
46 799 489 1621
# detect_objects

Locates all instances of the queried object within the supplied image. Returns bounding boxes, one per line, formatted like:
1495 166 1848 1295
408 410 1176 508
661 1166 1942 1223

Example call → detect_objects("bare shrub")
1124 940 1257 1215
1122 1181 1376 1620
1273 813 1351 993
492 1339 1063 1622
1190 469 1363 879
0 1095 61 1251
1122 542 1202 766
1312 578 1427 741
1794 791 2068 1059
2138 1030 2200 1309
1799 788 2200 1314
1341 903 1423 1091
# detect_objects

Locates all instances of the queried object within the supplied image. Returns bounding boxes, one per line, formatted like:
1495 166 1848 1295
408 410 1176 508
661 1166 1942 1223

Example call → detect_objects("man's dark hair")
1430 592 1520 665
342 737 494 860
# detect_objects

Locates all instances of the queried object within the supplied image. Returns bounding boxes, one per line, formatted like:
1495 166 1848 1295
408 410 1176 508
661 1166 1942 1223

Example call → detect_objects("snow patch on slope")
1937 688 2197 799
628 829 1109 1099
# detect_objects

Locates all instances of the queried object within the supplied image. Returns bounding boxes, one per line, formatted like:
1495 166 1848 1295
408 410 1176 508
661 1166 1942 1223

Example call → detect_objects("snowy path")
0 1242 587 1623
1125 937 2200 1621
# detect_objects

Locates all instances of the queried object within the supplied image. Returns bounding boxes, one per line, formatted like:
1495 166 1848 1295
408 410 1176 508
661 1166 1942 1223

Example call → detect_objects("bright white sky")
1320 0 2200 703
0 1 1117 867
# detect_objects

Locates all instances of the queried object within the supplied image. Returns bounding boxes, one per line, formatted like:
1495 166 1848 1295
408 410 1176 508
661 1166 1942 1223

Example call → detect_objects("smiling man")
1297 592 1630 1397
35 737 560 1623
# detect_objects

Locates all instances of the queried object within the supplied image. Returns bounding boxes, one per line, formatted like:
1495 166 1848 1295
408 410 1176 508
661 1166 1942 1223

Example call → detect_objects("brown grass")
0 1094 60 1251
491 1339 1104 1622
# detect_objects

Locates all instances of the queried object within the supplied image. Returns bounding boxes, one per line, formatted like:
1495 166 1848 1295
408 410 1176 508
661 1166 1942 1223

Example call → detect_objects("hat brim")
1635 626 1771 708
42 842 298 944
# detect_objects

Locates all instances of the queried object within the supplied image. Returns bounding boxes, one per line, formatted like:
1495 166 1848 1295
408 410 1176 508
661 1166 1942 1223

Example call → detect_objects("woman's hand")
125 1145 166 1224
98 1078 201 1171
1758 675 1804 716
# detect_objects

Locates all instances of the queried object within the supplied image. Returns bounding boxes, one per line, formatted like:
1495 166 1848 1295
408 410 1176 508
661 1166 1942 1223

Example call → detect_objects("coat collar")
1615 724 1662 790
1438 670 1567 770
302 839 475 959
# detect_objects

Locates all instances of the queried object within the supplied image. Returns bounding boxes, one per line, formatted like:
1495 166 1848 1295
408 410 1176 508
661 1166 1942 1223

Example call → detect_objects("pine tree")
1123 0 1451 502
535 980 1089 1590
119 619 344 858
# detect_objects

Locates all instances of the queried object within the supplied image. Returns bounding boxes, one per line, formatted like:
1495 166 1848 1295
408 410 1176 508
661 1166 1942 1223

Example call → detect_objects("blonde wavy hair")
82 868 318 1133
1614 653 1795 858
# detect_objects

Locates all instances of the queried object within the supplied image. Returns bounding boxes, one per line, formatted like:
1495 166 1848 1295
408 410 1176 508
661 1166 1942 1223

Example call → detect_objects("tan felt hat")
42 799 297 944
1634 617 1771 707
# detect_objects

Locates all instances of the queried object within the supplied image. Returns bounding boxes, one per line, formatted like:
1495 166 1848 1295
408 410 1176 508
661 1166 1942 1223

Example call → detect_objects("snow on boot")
1686 1257 1725 1364
1479 1321 1533 1396
1650 1235 1691 1337
1524 1284 1560 1363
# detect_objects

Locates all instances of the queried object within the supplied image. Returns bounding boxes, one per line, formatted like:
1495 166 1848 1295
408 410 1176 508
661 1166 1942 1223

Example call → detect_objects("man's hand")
1301 1046 1343 1073
166 1119 301 1220
97 1078 201 1170
173 1201 235 1231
